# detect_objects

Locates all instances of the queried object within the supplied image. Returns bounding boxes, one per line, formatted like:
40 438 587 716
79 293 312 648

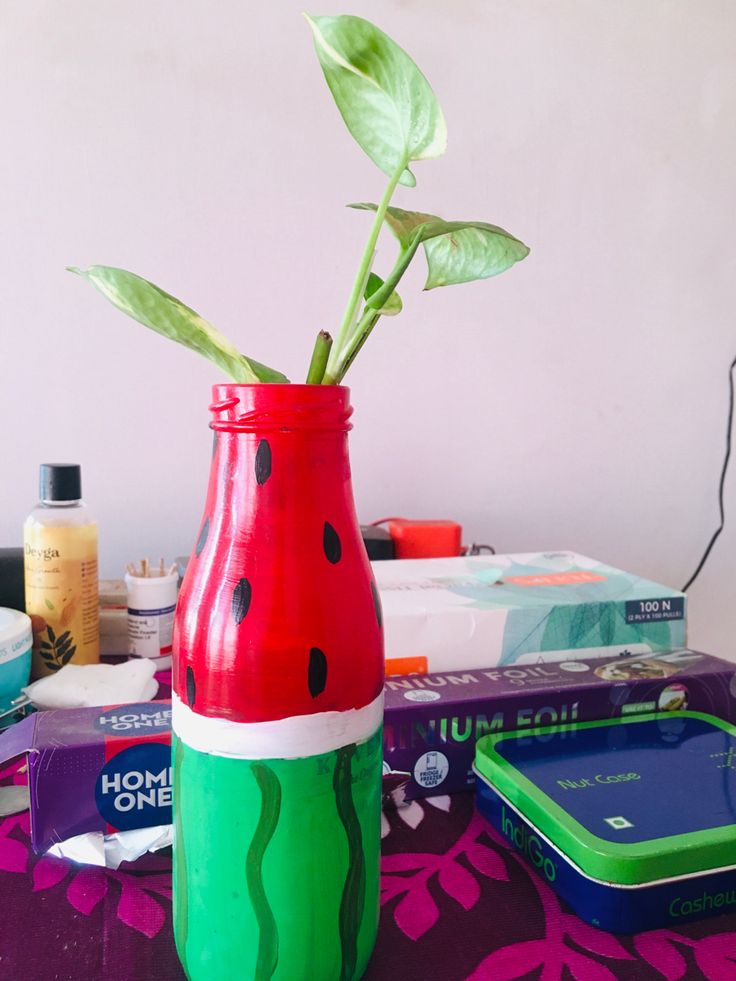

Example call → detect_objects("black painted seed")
232 578 252 625
212 430 218 459
323 522 342 564
255 439 272 485
370 580 383 629
308 647 328 697
195 516 210 558
186 666 196 708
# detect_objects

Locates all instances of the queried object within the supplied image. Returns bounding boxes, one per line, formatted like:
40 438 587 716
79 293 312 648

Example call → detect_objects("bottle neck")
209 384 353 436
39 499 83 508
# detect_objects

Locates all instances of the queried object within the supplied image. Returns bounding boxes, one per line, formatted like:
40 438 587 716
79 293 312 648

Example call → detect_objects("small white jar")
124 571 178 669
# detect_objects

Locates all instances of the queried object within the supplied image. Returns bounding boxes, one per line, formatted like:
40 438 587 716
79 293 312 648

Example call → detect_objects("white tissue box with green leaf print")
373 551 686 674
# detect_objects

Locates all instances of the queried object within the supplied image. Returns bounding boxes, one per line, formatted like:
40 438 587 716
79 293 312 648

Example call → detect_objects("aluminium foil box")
373 551 686 675
382 649 736 805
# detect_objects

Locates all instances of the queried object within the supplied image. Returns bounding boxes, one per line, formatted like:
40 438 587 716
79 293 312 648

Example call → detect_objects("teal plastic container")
0 608 32 717
475 712 736 932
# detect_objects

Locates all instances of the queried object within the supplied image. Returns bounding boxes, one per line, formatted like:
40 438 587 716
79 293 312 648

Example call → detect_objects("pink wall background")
2 1 736 655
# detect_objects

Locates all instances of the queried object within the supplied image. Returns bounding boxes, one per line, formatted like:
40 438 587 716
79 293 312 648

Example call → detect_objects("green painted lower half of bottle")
172 726 382 981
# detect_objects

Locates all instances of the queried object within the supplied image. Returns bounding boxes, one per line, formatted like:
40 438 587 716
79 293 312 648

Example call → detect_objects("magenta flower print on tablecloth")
381 811 508 942
0 789 171 939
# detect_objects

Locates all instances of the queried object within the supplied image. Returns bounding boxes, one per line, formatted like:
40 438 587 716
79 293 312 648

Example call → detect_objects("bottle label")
128 604 176 659
24 523 100 676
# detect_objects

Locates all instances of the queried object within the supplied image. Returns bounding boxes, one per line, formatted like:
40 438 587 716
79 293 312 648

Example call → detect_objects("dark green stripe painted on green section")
248 762 282 981
334 744 366 981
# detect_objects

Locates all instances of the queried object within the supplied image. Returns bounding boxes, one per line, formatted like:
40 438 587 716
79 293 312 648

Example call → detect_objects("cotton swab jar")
125 561 178 669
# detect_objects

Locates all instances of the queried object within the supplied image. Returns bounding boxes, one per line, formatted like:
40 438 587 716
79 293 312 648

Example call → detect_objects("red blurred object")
385 518 463 559
174 384 384 723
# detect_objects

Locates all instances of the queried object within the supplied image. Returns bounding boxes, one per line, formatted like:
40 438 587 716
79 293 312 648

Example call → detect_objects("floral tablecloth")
2 775 736 980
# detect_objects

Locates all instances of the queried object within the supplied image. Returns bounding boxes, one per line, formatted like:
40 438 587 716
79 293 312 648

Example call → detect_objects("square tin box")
474 712 736 933
0 701 171 853
373 551 686 675
383 649 736 804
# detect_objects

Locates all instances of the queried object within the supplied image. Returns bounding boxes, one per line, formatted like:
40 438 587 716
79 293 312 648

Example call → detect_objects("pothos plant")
69 14 529 385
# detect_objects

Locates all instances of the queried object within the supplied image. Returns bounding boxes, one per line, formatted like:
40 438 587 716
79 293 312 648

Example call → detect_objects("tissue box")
0 701 171 853
382 649 735 804
374 551 686 674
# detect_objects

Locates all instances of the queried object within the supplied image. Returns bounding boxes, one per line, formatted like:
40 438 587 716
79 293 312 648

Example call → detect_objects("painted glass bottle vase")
172 384 384 981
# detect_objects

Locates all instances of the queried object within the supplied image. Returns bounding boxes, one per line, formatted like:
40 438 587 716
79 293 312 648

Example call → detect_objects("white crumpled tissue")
22 659 159 710
47 825 173 870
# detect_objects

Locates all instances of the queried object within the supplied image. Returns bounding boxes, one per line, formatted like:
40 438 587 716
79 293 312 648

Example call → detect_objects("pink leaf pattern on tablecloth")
466 939 546 980
438 860 480 910
0 835 27 873
562 915 633 960
116 880 166 939
382 812 506 940
465 841 508 881
562 949 619 981
67 867 109 915
633 932 688 980
32 854 69 891
693 934 736 980
382 853 436 873
393 882 439 941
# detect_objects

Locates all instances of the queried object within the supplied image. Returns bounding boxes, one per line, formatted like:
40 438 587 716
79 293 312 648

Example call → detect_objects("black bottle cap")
39 463 82 502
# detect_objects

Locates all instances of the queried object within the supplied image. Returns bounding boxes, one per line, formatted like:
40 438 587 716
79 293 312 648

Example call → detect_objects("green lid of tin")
474 711 736 885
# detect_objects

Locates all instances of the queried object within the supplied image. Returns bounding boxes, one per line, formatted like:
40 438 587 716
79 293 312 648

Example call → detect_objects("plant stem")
327 163 405 376
305 330 333 384
331 308 381 384
326 233 423 383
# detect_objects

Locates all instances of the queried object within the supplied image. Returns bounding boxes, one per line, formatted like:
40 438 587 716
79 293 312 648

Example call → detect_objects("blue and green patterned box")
374 551 686 673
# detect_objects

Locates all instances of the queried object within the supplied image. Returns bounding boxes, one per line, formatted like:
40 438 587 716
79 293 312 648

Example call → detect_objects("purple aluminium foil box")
382 649 736 805
0 701 171 853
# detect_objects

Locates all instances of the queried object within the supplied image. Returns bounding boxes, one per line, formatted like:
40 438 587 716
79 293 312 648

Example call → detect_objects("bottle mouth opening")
209 384 353 434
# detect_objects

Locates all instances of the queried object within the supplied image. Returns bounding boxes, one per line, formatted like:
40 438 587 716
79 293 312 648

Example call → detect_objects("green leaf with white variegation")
305 14 446 187
349 204 530 289
364 273 402 315
67 266 288 383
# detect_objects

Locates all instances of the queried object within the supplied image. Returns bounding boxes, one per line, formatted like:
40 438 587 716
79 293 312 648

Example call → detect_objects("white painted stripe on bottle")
172 692 384 760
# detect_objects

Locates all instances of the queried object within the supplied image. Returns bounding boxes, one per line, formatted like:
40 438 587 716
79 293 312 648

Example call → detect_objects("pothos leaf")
364 273 402 316
305 14 446 187
67 266 288 383
349 203 529 289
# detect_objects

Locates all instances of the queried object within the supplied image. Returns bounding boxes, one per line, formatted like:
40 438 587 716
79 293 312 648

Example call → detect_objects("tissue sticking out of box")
47 824 173 870
22 659 158 710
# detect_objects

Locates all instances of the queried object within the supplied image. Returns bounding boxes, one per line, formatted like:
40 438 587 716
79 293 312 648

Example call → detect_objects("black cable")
682 353 736 592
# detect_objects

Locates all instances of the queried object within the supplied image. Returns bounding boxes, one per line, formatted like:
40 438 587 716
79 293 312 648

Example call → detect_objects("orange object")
386 519 462 559
385 655 428 676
